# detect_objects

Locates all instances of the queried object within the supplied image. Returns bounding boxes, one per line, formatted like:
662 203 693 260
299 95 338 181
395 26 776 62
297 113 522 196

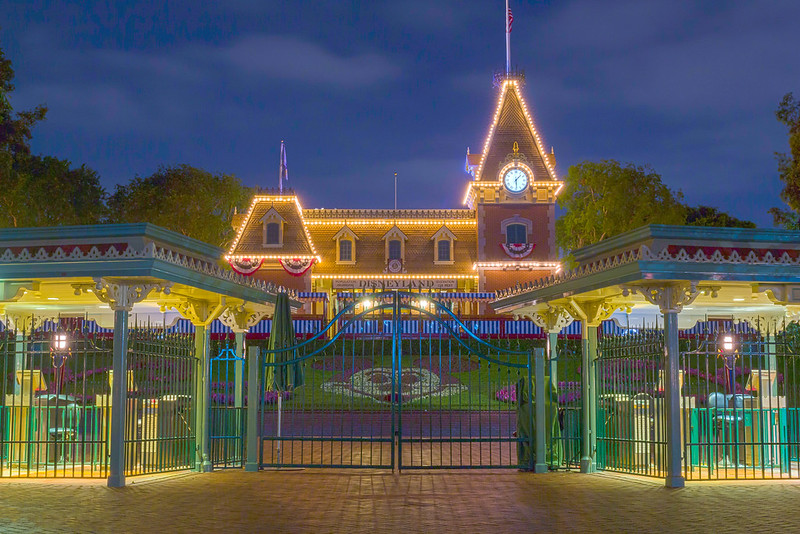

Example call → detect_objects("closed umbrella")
266 291 303 465
268 292 304 391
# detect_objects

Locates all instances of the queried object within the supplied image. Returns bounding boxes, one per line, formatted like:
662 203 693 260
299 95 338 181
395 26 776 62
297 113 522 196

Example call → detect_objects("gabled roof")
476 79 558 182
227 195 318 260
332 225 359 241
382 225 409 241
259 207 285 223
431 225 458 241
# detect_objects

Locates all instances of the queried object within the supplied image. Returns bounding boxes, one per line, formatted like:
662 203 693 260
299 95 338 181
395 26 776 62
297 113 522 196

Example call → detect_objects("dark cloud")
1 0 797 227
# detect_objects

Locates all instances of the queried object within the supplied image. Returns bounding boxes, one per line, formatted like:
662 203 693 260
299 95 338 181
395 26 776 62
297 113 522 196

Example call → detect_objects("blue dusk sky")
2 1 799 226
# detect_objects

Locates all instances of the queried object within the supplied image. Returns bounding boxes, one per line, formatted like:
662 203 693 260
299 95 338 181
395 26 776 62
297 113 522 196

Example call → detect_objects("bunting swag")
280 258 315 277
501 242 535 259
229 257 264 276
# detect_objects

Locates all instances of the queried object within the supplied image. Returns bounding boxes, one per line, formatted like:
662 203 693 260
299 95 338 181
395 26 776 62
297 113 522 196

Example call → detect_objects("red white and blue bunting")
228 257 264 276
280 258 315 277
501 242 535 259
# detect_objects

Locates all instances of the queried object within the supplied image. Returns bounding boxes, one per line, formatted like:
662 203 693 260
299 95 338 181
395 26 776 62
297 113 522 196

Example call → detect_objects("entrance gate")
258 291 541 470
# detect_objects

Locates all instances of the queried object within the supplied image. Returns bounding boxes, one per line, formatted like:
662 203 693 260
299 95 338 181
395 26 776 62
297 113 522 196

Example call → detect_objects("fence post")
245 345 260 472
534 348 547 473
108 307 129 488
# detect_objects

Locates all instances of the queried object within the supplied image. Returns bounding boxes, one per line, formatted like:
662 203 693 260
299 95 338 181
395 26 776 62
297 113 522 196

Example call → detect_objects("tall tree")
556 160 686 253
0 48 47 155
769 93 800 229
109 165 252 246
685 205 756 228
0 155 106 227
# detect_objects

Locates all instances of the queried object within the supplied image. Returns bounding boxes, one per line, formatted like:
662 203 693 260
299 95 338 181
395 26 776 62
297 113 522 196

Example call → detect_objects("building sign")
333 279 457 290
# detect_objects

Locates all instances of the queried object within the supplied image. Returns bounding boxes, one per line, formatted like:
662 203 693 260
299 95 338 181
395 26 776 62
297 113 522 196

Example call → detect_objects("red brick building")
226 73 561 315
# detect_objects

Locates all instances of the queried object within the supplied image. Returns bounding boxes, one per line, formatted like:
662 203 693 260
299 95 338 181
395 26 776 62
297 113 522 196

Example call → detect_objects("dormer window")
333 226 358 264
266 222 280 244
431 225 456 265
260 207 285 247
382 226 408 269
388 240 402 260
501 216 532 245
340 239 352 261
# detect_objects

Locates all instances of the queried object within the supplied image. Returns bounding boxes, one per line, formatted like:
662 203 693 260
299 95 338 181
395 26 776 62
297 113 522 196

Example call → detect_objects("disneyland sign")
333 279 457 290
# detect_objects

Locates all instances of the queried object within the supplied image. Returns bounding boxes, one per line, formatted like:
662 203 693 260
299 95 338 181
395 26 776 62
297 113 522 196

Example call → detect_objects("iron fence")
123 326 196 476
209 337 246 468
1 318 113 478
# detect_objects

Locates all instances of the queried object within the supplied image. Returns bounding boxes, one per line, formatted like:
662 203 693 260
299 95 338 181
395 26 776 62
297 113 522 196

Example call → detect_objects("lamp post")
50 330 71 396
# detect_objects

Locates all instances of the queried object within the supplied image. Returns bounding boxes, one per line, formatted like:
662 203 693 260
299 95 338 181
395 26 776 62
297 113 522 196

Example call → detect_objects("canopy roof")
0 223 300 328
493 225 800 328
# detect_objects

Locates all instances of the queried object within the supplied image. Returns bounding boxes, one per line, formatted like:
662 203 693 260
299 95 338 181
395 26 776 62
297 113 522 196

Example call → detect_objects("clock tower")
465 73 562 298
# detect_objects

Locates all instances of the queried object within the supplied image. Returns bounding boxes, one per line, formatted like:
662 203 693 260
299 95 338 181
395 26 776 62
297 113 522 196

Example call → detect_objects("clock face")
503 168 529 193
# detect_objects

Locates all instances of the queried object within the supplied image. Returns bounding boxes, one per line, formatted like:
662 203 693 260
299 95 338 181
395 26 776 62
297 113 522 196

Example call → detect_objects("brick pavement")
1 470 800 533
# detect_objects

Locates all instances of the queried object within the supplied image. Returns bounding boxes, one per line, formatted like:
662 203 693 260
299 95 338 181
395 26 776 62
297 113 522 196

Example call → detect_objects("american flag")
507 7 513 32
279 140 288 192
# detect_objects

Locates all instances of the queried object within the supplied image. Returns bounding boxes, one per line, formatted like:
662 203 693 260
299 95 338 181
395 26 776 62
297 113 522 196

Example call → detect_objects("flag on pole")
279 140 288 193
507 7 513 32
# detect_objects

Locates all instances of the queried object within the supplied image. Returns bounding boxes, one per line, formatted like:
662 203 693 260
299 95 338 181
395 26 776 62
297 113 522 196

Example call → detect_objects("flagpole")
394 172 398 211
279 140 284 193
505 0 511 74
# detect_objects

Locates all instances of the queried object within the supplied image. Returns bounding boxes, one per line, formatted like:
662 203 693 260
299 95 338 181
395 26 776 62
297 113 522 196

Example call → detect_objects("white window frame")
500 215 532 245
260 207 286 248
431 225 456 265
333 226 358 265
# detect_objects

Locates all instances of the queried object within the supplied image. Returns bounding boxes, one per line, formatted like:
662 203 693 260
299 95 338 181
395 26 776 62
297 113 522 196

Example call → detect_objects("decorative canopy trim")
495 243 800 300
0 242 296 299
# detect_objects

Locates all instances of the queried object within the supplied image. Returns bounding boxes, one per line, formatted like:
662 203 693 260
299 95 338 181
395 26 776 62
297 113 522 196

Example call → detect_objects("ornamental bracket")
163 296 227 327
84 278 173 312
218 304 270 333
621 282 719 314
523 304 574 333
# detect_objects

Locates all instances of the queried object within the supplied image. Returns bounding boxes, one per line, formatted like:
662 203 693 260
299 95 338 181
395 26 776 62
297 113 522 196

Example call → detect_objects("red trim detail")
280 258 315 277
229 258 264 276
501 242 535 259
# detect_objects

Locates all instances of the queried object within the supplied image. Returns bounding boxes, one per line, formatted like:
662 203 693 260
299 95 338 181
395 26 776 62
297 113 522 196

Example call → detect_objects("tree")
0 154 107 228
0 48 47 155
555 160 686 253
109 165 253 246
685 205 756 228
769 93 800 229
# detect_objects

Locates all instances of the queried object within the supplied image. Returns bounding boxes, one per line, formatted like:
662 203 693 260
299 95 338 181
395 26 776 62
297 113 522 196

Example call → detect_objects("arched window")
266 222 280 245
437 239 451 262
506 223 527 244
388 239 402 260
339 239 352 262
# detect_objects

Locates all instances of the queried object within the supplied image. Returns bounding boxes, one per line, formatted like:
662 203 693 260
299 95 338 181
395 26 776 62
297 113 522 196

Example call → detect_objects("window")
506 224 527 244
388 239 402 260
266 222 280 245
437 240 451 262
339 239 352 262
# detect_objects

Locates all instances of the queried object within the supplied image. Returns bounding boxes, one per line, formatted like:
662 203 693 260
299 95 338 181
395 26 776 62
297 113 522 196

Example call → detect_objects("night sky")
2 1 798 227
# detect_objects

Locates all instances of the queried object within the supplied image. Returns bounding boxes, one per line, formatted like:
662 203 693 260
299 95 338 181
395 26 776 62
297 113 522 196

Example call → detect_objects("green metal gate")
258 291 539 470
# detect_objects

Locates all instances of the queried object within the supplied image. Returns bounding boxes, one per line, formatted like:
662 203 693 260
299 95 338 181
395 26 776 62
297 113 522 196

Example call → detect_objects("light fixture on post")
717 331 739 394
50 329 72 396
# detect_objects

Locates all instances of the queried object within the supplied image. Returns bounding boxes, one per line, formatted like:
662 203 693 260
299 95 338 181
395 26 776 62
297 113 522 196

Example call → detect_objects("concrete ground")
1 470 799 533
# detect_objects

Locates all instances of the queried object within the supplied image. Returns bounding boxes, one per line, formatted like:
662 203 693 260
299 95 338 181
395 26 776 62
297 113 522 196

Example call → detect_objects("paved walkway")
1 470 800 533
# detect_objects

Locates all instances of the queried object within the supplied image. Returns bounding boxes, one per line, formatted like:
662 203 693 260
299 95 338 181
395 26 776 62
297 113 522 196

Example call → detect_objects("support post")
534 348 547 473
194 324 212 472
108 308 129 488
234 332 245 409
664 310 685 488
245 345 260 472
547 331 558 391
580 323 598 473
